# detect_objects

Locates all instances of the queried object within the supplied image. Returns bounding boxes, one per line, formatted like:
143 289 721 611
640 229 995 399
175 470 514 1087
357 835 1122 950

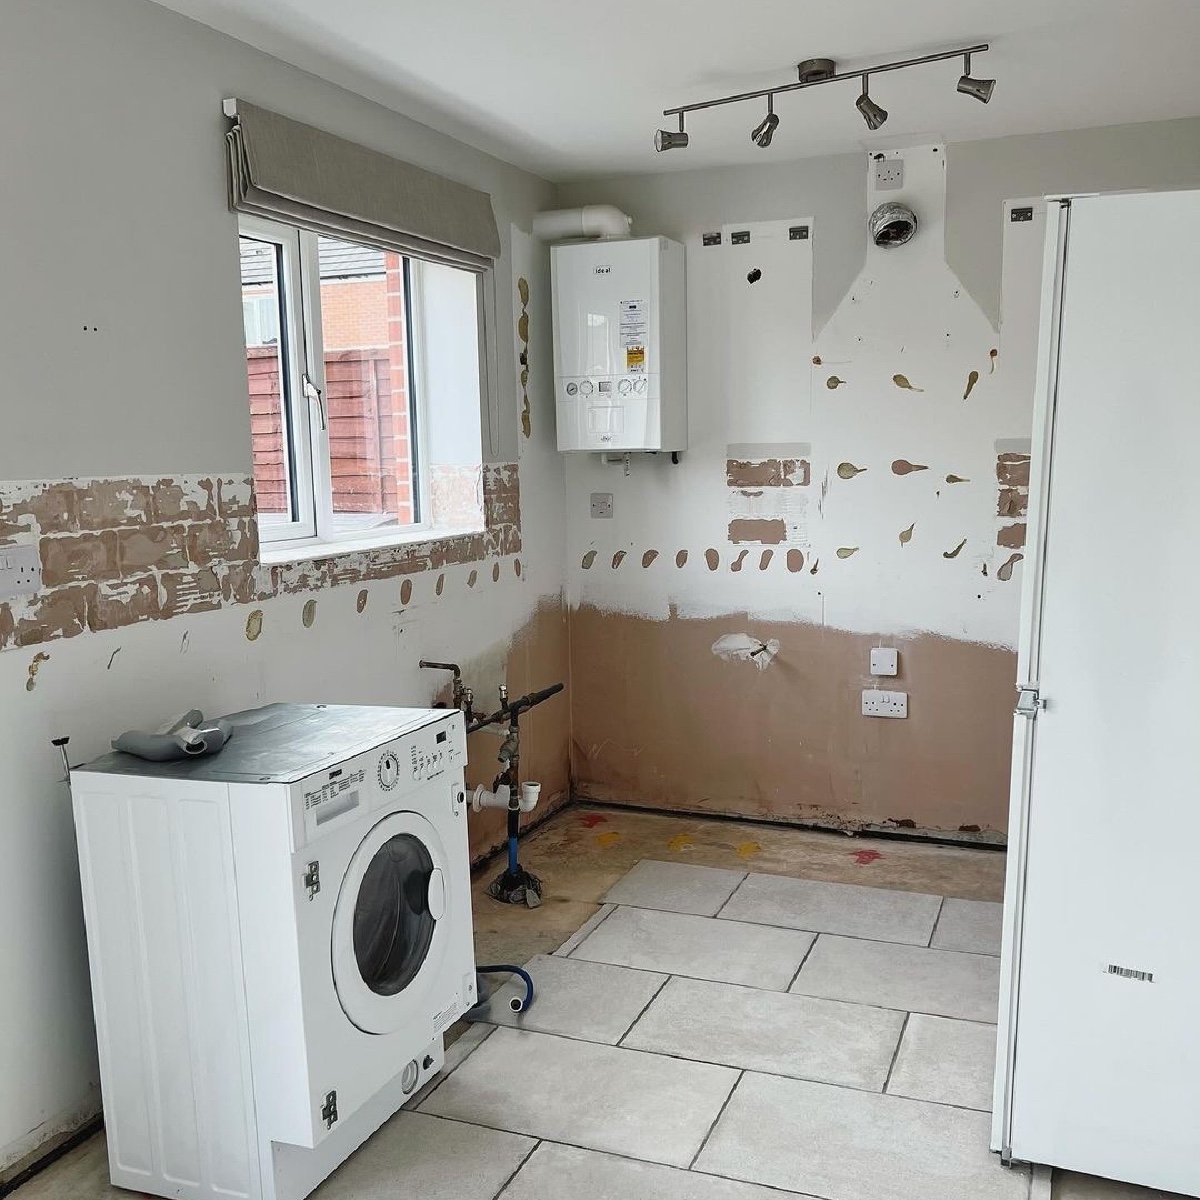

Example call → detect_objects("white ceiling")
158 0 1200 180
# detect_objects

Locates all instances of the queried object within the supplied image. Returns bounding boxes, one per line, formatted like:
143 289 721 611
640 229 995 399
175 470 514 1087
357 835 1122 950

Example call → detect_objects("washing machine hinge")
320 1090 338 1128
303 860 320 899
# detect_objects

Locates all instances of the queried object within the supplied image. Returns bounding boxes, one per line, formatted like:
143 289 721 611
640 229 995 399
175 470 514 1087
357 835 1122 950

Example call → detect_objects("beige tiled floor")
10 808 1180 1200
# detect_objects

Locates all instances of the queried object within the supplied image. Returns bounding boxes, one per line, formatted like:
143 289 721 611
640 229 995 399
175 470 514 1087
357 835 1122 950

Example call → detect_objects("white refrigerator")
993 188 1200 1196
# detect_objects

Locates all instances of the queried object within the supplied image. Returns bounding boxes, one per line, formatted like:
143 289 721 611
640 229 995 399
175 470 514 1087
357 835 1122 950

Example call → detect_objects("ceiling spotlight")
957 53 996 103
654 114 689 152
855 76 888 131
751 96 780 148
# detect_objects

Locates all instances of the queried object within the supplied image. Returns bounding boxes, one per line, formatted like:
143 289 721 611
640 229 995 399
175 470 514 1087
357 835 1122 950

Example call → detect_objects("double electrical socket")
862 689 908 719
0 543 42 600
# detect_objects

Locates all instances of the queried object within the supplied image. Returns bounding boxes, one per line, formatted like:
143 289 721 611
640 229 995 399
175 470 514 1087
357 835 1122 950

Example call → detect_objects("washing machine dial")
377 751 401 790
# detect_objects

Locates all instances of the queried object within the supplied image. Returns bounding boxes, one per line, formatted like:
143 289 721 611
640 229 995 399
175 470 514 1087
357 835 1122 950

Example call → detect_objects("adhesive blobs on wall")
963 369 980 400
892 459 928 475
641 549 659 568
899 523 915 546
989 348 998 374
581 550 598 569
467 569 478 588
786 549 805 573
892 373 923 392
611 551 626 569
759 550 773 571
731 550 748 572
356 589 368 614
400 579 413 606
705 549 720 571
837 462 867 479
492 562 501 583
747 268 762 284
436 573 446 595
998 552 1024 581
836 547 859 559
25 652 49 692
945 474 970 484
943 538 968 559
514 558 522 577
245 609 264 640
301 599 317 628
676 550 688 568
826 375 846 390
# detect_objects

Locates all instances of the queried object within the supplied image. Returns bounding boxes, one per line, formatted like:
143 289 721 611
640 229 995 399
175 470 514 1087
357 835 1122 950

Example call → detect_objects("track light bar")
658 42 991 148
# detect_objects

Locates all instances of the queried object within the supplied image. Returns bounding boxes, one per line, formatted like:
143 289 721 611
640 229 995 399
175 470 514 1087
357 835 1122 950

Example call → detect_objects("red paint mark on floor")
852 849 883 865
578 813 607 828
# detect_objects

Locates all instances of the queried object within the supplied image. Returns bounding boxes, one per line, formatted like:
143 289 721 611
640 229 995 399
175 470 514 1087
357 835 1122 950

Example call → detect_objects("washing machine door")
331 810 450 1035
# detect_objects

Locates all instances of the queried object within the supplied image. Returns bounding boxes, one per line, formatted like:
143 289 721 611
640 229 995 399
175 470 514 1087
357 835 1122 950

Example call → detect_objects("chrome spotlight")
751 97 779 148
654 115 689 152
957 53 996 103
855 76 888 130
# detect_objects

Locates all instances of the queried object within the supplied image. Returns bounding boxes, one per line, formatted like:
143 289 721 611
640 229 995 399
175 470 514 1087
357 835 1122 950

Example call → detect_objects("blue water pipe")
475 963 535 1014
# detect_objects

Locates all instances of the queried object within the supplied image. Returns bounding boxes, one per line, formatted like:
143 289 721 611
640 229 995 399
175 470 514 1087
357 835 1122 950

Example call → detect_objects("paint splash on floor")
852 849 884 865
737 841 762 859
667 833 694 853
578 813 607 829
595 830 622 849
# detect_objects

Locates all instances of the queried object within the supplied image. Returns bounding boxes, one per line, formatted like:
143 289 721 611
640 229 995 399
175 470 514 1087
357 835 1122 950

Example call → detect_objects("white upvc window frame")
240 215 481 561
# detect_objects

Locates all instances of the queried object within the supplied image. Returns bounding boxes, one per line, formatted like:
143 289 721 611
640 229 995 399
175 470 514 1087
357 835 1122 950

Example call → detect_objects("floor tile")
695 1073 1029 1200
420 1026 737 1167
504 1142 810 1200
312 1112 533 1200
571 906 813 991
1054 1170 1183 1199
792 935 1000 1022
932 898 1004 954
887 1014 997 1110
553 903 614 957
623 975 904 1090
471 954 666 1043
721 874 942 945
604 860 746 916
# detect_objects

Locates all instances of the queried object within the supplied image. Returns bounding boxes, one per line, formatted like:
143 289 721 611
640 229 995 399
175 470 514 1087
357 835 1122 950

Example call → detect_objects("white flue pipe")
472 782 542 814
532 206 632 241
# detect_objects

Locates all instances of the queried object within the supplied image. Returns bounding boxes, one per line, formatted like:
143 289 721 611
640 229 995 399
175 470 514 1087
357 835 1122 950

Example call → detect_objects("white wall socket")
874 158 904 191
590 492 613 519
869 647 899 676
0 543 42 600
862 689 908 719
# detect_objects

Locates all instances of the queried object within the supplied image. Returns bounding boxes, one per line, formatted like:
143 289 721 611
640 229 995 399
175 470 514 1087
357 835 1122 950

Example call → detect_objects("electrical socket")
590 492 613 519
0 543 42 600
874 158 904 191
862 688 908 719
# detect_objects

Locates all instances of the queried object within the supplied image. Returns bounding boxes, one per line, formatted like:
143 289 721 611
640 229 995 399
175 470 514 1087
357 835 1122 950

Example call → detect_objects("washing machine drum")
332 811 449 1034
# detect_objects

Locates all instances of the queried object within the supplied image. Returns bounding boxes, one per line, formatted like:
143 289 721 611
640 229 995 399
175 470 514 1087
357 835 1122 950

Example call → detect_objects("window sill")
259 522 486 566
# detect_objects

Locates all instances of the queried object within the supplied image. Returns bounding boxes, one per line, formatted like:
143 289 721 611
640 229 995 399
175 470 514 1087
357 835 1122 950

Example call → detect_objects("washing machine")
70 704 476 1200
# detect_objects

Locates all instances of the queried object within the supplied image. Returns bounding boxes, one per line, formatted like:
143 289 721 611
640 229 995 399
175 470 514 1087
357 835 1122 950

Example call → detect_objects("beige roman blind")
224 99 501 270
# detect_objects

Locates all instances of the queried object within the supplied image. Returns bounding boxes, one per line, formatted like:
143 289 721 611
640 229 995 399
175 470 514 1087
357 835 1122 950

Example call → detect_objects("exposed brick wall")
0 465 520 652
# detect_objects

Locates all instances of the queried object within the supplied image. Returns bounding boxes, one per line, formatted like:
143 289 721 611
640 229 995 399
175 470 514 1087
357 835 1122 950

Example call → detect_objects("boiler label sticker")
620 300 647 372
626 346 645 372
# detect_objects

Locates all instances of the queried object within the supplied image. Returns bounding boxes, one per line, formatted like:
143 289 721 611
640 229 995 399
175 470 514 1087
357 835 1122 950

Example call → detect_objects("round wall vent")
869 202 918 248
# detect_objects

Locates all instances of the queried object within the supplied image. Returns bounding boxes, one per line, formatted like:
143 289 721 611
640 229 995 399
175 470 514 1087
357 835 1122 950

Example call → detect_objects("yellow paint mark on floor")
736 841 762 859
667 833 694 853
595 831 622 849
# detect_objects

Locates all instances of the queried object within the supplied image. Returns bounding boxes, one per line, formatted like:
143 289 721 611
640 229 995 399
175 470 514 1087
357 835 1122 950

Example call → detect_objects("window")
238 216 486 554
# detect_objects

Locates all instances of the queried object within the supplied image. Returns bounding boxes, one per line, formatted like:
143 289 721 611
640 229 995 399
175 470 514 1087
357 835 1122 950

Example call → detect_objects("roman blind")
224 99 501 271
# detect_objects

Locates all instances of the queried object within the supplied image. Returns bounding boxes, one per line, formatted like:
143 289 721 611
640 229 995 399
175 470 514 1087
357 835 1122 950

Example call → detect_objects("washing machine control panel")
293 712 467 847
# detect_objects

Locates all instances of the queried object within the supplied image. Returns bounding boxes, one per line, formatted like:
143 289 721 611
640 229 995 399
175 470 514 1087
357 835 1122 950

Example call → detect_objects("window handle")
303 372 327 430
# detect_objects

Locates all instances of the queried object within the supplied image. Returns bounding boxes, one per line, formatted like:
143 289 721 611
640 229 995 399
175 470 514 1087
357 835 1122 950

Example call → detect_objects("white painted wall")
0 0 561 1173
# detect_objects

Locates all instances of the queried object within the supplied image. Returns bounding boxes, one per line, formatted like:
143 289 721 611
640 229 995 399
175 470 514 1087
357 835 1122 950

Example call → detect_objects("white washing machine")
70 704 476 1200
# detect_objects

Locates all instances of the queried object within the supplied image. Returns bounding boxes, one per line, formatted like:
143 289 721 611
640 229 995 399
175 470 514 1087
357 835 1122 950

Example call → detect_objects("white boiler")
551 236 686 453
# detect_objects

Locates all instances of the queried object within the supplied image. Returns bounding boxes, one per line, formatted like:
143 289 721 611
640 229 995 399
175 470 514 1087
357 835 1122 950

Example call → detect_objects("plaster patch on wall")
245 609 263 641
641 550 658 568
436 572 446 595
711 632 780 670
401 578 414 605
467 569 478 588
581 550 597 569
728 519 787 545
725 454 810 489
899 523 915 546
891 459 928 475
611 551 626 569
836 547 859 559
837 462 867 479
676 550 688 568
730 550 748 572
758 550 773 570
963 370 980 400
786 549 805 573
356 589 369 613
25 651 49 691
517 277 532 439
826 376 846 389
892 374 923 392
301 599 317 628
705 549 720 571
945 474 970 484
943 538 967 560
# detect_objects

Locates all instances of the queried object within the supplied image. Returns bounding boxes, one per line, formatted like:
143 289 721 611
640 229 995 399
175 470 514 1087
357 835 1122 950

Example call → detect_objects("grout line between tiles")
557 903 616 957
928 896 947 947
710 915 999 956
689 1069 745 1169
881 1011 911 1094
786 933 820 990
491 1138 541 1200
712 870 751 918
616 974 673 1047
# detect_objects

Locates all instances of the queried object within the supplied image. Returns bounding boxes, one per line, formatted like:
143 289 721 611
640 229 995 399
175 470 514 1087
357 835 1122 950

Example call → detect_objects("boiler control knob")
618 379 632 395
579 380 594 396
566 382 578 396
634 378 647 394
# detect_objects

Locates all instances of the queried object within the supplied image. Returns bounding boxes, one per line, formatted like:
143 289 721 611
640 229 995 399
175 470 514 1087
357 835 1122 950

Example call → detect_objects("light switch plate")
0 543 42 600
590 492 613 519
862 689 908 719
870 647 899 676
